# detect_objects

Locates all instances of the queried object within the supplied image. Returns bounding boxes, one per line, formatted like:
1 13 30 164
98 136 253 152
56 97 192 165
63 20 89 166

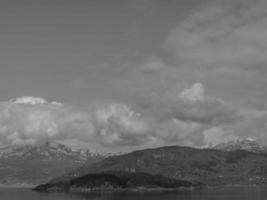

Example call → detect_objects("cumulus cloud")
0 92 265 151
169 83 241 145
94 103 149 146
0 95 213 150
133 82 243 147
158 82 240 125
178 82 206 102
11 96 49 105
0 97 152 151
0 97 96 146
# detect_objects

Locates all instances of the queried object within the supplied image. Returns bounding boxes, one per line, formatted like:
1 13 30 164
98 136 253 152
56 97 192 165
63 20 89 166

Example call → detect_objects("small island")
33 171 202 193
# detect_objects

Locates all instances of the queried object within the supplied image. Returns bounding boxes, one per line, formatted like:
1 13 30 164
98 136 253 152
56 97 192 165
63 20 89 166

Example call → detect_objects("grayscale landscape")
0 0 267 199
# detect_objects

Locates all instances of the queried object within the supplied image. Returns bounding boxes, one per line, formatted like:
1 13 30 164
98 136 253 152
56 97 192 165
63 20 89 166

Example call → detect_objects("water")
0 187 266 200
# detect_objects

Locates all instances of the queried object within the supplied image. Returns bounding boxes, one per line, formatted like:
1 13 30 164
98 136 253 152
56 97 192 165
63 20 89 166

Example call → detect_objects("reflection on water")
0 187 266 200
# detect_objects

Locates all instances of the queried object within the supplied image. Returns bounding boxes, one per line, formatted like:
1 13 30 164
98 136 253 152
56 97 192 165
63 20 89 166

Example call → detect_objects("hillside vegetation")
35 145 267 192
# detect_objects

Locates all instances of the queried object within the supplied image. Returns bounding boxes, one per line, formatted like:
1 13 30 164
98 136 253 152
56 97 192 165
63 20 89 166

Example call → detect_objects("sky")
1 0 267 152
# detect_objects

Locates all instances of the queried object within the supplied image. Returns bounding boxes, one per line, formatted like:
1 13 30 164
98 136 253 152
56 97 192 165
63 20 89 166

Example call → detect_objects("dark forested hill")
34 171 199 192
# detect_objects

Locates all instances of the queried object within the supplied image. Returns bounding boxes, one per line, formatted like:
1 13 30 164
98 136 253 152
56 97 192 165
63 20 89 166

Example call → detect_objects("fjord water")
0 187 266 200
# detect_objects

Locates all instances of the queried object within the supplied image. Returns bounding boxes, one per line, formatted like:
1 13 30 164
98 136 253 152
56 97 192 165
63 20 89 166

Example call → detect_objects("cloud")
141 0 267 147
1 2 267 151
203 127 239 147
142 57 167 74
149 82 240 125
0 97 96 146
10 96 64 106
0 94 265 151
133 82 243 147
129 0 265 110
94 103 149 146
11 96 49 105
165 0 267 74
175 83 240 125
115 0 267 148
92 0 267 149
70 78 90 89
231 109 267 143
200 108 267 147
178 82 205 102
155 118 203 147
0 97 153 151
0 95 214 150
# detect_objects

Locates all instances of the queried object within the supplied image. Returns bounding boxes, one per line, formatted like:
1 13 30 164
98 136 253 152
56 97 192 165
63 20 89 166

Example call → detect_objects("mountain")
0 142 106 186
211 138 267 154
41 145 267 191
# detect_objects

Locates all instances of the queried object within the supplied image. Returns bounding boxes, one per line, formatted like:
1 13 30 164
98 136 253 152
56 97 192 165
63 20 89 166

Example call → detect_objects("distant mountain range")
0 142 106 186
211 138 267 154
37 141 267 192
1 137 267 190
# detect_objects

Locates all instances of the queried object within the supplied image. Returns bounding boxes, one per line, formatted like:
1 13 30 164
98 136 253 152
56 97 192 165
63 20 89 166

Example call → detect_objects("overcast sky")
0 0 267 152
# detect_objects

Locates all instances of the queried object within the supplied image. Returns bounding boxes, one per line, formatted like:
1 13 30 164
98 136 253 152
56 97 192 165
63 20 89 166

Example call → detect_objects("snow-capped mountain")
0 142 100 161
212 138 267 154
0 142 107 186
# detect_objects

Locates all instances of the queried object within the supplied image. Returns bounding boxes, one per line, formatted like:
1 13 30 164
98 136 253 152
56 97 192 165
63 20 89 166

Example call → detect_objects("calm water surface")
0 187 266 200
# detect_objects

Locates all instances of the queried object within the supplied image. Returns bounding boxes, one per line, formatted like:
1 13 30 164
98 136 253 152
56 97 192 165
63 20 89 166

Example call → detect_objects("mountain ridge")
0 142 106 186
211 138 267 154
